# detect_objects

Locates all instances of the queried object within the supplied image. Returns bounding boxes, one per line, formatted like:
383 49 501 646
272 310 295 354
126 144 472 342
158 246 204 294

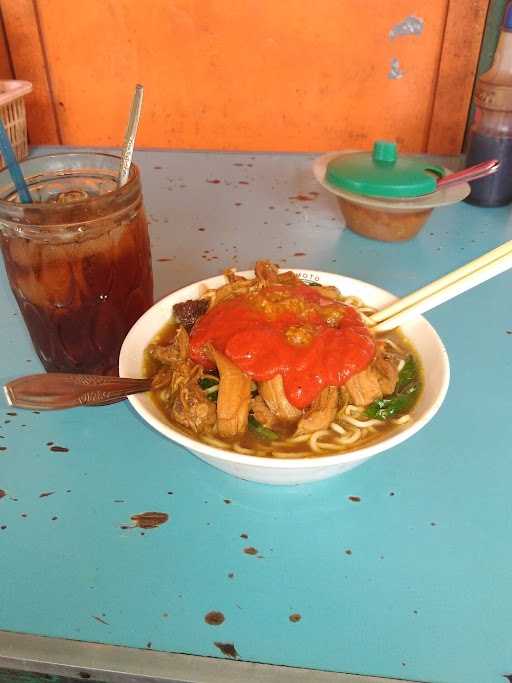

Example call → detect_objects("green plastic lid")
325 141 445 198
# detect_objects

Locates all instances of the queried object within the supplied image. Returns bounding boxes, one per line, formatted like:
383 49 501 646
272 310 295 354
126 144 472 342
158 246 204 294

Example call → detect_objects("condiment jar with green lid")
312 141 469 242
325 140 445 198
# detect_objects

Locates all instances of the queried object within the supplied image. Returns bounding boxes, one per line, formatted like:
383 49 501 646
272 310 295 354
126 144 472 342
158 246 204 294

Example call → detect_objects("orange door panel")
1 0 488 153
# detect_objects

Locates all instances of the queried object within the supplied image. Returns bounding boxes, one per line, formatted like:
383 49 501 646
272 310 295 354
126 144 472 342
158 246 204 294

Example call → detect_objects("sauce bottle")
465 1 512 206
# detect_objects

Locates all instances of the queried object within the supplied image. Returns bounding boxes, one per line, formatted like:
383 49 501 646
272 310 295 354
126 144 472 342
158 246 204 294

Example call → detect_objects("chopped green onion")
248 414 278 441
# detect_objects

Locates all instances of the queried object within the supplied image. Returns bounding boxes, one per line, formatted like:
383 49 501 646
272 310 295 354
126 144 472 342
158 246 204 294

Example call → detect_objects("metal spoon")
3 374 152 410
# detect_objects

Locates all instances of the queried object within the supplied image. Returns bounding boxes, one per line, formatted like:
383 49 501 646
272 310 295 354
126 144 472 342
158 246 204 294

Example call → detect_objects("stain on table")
204 611 225 625
243 546 258 555
130 512 169 529
214 642 239 658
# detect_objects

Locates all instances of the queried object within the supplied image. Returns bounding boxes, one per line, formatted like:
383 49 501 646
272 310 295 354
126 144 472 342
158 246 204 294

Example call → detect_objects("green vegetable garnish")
248 414 279 441
306 281 321 287
396 356 417 392
198 377 219 402
198 377 219 390
365 356 420 421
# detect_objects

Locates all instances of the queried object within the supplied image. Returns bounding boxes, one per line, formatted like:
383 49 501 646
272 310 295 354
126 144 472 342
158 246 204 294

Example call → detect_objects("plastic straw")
118 84 144 187
0 118 32 203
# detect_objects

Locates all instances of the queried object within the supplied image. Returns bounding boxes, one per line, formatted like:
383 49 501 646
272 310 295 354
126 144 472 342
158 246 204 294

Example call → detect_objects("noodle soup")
143 261 422 459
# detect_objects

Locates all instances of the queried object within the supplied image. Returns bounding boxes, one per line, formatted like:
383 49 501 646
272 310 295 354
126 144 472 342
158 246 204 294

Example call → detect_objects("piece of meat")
149 327 189 365
313 285 340 301
151 365 173 390
170 380 217 434
150 344 179 366
295 386 339 435
345 367 382 406
210 346 251 438
173 299 209 332
259 375 302 421
254 260 303 287
206 278 255 308
250 395 279 429
224 267 247 284
150 329 199 402
170 359 200 395
373 349 399 396
276 270 301 286
338 386 350 411
255 260 280 284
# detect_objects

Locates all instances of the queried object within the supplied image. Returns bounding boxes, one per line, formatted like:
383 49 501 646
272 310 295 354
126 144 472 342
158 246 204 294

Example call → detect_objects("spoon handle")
118 84 143 187
437 159 499 188
3 374 152 410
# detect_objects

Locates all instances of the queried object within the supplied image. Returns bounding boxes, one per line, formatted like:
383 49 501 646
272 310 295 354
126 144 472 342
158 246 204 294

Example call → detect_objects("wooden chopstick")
370 239 512 325
371 243 512 332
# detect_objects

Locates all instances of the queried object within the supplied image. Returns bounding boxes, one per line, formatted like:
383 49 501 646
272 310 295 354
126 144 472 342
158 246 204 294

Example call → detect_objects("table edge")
0 630 424 683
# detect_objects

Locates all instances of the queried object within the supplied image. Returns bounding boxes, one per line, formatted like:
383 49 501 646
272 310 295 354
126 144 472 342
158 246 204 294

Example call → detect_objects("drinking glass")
0 153 154 374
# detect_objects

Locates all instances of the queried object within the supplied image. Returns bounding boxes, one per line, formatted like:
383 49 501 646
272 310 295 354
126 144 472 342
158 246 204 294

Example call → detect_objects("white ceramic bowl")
119 270 450 485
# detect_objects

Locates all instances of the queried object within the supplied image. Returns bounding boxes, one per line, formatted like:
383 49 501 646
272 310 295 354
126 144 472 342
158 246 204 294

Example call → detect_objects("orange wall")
0 25 12 80
0 0 488 153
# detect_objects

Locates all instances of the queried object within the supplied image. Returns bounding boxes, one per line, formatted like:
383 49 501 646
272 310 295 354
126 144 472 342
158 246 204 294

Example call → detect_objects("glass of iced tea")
0 153 153 374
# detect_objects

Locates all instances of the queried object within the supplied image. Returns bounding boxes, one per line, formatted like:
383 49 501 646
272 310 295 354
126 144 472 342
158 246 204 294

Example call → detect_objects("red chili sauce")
189 283 375 409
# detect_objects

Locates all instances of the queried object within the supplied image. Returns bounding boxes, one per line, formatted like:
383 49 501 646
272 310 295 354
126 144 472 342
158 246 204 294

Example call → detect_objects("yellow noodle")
233 443 254 454
344 404 365 416
337 429 362 445
271 450 310 458
341 415 383 429
314 442 346 451
329 422 347 435
272 433 311 446
201 435 229 449
392 414 411 425
308 430 332 453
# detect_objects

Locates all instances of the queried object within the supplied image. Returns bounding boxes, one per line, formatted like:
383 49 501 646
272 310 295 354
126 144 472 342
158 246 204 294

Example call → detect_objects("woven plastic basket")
0 80 32 169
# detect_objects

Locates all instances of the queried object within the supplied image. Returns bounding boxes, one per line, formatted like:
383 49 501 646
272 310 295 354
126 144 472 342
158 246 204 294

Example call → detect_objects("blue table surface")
1 147 511 683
